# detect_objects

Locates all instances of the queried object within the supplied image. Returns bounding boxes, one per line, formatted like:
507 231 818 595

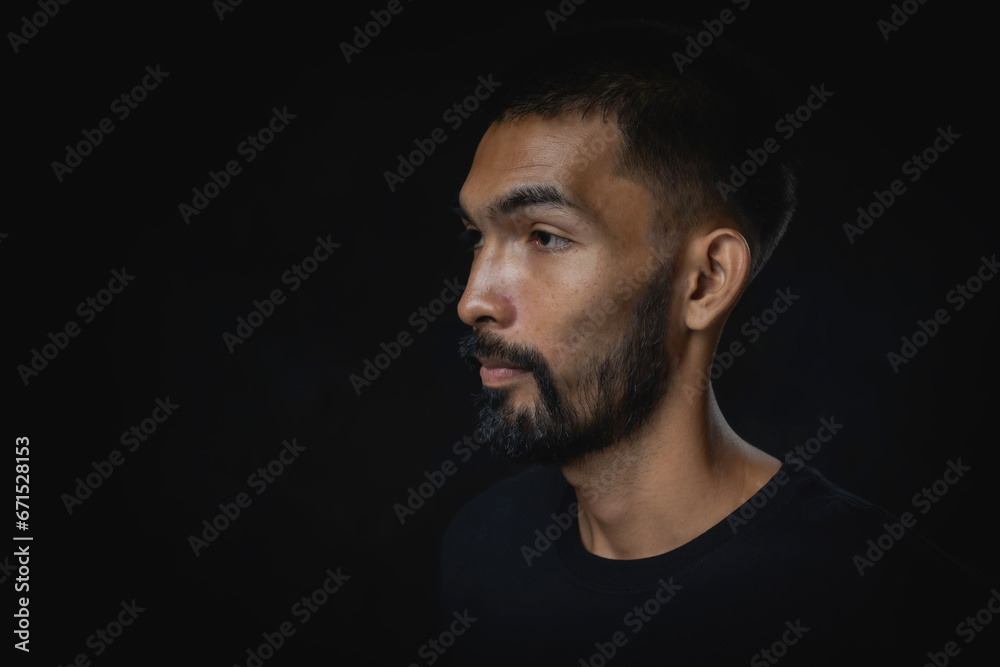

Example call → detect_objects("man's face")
456 114 676 465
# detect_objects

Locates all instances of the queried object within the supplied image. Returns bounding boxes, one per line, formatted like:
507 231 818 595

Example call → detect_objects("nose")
457 250 517 330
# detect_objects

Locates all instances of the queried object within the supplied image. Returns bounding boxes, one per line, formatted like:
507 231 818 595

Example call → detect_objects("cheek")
525 249 633 368
545 287 633 371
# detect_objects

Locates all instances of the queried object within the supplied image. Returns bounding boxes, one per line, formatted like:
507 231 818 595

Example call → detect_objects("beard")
457 260 673 466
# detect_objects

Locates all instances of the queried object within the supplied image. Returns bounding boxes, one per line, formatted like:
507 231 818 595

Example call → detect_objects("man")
435 19 994 666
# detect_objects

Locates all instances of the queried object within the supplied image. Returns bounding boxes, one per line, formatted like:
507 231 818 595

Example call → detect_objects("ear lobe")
682 228 750 331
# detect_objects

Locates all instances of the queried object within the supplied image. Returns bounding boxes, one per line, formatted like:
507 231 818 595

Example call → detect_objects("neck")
560 385 780 560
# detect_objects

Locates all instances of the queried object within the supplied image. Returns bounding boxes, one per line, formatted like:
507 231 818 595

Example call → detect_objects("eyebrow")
452 183 589 226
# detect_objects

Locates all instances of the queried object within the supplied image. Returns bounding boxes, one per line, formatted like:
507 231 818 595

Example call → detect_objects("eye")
530 230 570 250
456 228 483 251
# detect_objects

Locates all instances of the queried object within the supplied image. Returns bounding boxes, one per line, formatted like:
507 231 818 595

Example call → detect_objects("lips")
475 356 530 384
475 356 526 371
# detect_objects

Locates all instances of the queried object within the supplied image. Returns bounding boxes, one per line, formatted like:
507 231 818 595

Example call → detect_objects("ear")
679 227 751 331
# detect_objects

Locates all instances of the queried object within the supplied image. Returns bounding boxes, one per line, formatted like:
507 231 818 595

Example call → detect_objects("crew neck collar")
553 458 811 591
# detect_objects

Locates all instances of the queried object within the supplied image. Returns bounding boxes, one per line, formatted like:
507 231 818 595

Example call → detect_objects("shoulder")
441 464 565 551
727 459 992 610
434 464 567 616
761 459 914 535
761 460 999 663
726 458 897 543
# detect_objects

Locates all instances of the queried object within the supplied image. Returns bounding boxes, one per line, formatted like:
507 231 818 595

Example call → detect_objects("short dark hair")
489 19 798 285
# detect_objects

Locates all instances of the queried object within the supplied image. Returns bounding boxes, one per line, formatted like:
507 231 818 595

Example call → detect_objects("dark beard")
457 261 673 466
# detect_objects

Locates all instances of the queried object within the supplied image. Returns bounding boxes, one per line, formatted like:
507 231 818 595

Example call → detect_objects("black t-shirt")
434 458 997 666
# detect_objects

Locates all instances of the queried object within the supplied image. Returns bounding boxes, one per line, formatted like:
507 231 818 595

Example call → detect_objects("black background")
5 0 997 664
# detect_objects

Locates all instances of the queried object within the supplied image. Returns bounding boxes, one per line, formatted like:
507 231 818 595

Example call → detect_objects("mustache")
457 330 546 375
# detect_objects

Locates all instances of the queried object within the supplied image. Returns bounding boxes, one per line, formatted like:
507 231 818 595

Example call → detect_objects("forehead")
459 113 627 214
